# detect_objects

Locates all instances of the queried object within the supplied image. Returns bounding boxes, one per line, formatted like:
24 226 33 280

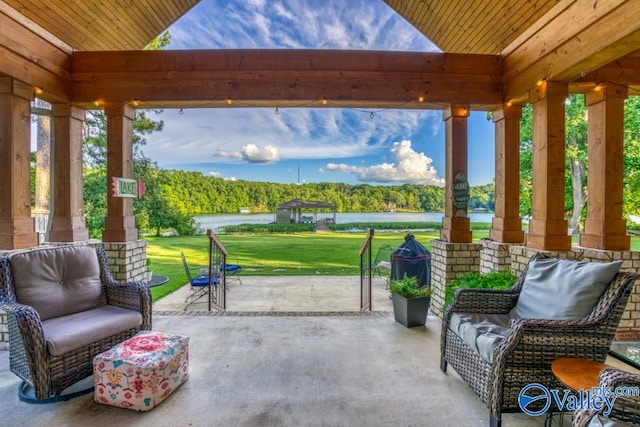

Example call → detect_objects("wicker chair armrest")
444 288 519 317
0 301 45 340
572 369 640 426
494 317 614 374
0 301 49 380
598 368 640 390
104 281 152 330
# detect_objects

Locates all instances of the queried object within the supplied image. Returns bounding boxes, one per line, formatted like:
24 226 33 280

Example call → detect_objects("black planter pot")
391 293 430 327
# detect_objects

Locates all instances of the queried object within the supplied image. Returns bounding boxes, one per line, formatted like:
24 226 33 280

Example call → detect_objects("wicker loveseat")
440 253 639 427
0 245 152 401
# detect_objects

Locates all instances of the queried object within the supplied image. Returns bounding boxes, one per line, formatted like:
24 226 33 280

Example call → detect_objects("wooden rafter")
503 0 640 103
0 3 70 101
70 49 503 110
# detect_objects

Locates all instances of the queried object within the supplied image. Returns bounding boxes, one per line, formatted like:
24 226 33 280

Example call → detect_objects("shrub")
443 271 517 310
389 275 432 298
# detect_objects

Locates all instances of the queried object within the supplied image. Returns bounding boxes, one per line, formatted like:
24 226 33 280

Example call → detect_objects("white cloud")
325 140 444 186
215 143 280 163
167 0 438 52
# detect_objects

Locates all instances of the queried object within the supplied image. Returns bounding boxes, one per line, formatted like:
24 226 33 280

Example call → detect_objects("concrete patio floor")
0 276 635 426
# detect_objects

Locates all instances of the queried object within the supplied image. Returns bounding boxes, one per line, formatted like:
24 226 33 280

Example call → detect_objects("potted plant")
389 274 432 327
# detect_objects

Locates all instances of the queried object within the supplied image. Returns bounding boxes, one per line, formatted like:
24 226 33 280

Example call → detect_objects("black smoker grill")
390 234 431 287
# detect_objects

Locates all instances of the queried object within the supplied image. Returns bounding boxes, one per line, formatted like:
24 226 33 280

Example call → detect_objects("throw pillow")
510 257 622 320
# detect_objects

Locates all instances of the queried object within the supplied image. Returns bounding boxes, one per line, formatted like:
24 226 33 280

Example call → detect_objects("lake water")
194 212 495 232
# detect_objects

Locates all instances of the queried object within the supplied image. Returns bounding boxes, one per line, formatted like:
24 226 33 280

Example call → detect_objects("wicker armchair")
440 254 638 427
0 245 152 401
573 368 640 426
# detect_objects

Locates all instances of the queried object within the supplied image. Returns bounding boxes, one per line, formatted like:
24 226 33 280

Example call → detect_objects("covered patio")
0 313 545 426
2 0 640 425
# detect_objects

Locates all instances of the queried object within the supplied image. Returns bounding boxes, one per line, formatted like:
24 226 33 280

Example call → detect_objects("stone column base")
480 240 514 274
100 240 148 282
430 239 482 317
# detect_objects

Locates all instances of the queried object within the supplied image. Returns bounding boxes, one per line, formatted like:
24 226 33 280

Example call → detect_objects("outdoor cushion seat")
440 253 638 427
449 313 511 363
42 305 143 356
0 245 152 401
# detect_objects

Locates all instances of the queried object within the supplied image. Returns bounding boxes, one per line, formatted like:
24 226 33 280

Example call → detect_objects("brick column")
490 104 524 243
440 105 472 243
100 240 148 282
0 77 38 249
430 239 482 317
48 104 90 242
579 85 630 250
526 81 572 251
102 103 138 242
480 240 513 273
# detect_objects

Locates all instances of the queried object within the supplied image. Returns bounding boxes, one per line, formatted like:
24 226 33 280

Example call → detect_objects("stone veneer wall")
509 245 640 339
101 240 148 282
0 239 148 349
479 240 513 273
430 239 483 316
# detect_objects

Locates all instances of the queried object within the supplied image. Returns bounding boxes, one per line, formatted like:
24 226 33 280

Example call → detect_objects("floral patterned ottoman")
93 330 189 411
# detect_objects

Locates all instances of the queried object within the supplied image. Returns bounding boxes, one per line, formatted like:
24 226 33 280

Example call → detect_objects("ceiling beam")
71 49 503 110
575 49 640 87
503 0 640 103
0 3 71 102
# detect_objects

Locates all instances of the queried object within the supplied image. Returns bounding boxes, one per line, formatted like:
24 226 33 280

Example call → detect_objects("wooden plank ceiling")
384 0 561 54
4 0 560 55
1 0 199 51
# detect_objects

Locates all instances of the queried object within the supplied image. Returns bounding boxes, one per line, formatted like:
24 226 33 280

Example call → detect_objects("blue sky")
143 0 496 186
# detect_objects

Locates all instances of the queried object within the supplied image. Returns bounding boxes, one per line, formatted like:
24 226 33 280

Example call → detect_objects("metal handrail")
359 228 374 311
206 228 228 311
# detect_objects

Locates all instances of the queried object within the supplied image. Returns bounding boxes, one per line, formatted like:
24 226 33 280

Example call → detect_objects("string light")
369 111 374 119
226 98 233 105
275 107 279 115
179 108 183 115
322 98 327 105
418 95 425 103
34 87 43 95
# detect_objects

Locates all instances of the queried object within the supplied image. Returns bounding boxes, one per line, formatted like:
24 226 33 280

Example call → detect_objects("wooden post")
440 105 472 243
48 104 90 242
102 103 138 242
579 85 630 250
490 104 524 243
0 77 38 249
526 81 572 251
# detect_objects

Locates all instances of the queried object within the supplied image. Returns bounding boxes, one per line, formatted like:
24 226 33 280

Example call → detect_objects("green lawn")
146 230 640 301
146 230 482 300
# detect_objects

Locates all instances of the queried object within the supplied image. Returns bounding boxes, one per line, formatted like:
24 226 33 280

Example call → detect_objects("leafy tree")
519 94 588 230
81 31 196 237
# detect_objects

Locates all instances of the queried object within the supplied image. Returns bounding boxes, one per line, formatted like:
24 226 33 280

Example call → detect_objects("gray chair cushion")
42 305 143 356
510 257 622 320
10 246 106 321
449 312 511 363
